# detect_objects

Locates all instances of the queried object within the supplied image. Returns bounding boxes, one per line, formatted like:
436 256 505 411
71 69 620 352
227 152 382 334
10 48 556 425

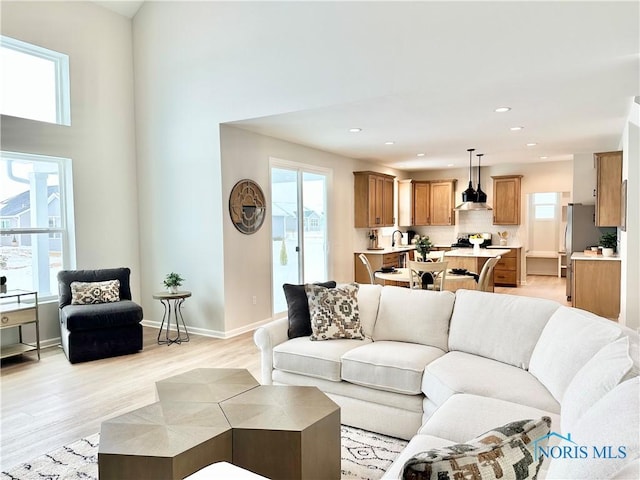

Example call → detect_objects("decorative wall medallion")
229 179 266 234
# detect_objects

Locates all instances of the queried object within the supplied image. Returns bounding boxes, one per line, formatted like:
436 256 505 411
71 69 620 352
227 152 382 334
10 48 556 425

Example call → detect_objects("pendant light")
461 148 477 203
476 153 487 203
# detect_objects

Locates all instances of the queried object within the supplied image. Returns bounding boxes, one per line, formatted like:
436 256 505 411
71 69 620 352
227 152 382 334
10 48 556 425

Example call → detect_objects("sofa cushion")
419 393 559 445
283 281 336 339
306 283 364 340
404 417 551 480
448 289 560 369
60 300 143 331
561 336 633 434
70 279 120 305
273 336 370 382
546 377 639 480
341 341 445 395
422 351 560 413
372 287 454 351
356 283 382 338
529 306 623 402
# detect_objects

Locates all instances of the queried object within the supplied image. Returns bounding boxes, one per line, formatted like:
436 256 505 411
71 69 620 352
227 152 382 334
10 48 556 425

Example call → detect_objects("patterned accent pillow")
403 417 552 480
305 283 364 341
70 280 121 305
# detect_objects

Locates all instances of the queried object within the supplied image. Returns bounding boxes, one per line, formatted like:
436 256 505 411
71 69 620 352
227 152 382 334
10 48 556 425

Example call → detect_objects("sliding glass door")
271 161 329 315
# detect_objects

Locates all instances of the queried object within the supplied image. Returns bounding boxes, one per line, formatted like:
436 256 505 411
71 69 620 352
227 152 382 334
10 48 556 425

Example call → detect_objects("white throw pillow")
528 306 622 401
546 377 639 479
561 337 633 434
372 286 454 352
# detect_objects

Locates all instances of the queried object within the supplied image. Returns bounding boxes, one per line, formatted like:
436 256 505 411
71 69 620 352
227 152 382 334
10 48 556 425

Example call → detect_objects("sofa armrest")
253 317 289 385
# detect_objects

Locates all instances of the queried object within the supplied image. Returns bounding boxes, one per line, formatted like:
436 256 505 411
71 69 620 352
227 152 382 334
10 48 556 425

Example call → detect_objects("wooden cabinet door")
572 260 621 320
413 181 430 225
354 171 396 228
595 151 622 227
430 181 455 225
381 176 395 226
492 176 522 225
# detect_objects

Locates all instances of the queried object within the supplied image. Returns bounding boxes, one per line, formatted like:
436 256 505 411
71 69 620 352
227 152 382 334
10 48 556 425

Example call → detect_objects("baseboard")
141 316 276 340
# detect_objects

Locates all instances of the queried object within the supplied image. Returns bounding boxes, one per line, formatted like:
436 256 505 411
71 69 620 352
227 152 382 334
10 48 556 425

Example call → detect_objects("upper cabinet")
354 171 395 228
595 151 622 227
398 179 456 227
430 180 456 226
492 175 522 225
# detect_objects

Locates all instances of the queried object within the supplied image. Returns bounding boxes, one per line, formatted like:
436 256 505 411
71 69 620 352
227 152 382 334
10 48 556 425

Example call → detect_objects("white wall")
1 2 139 343
619 99 639 329
220 125 382 334
572 153 597 204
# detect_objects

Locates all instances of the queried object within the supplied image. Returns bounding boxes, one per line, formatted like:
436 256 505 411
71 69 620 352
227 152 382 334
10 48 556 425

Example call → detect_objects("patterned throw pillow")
70 280 121 305
403 417 552 480
305 283 364 341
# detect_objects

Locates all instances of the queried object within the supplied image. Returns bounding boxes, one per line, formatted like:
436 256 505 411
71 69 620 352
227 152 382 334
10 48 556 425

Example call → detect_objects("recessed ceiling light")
447 163 454 167
384 141 395 145
417 153 425 157
349 128 362 133
526 143 537 147
495 107 511 113
510 126 524 131
540 156 548 160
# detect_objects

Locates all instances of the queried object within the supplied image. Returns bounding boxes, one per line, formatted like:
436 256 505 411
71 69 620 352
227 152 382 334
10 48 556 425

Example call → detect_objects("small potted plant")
163 272 184 294
599 232 617 257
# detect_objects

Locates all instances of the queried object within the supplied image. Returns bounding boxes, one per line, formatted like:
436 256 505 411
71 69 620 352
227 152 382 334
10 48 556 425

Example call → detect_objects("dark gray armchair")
57 267 143 363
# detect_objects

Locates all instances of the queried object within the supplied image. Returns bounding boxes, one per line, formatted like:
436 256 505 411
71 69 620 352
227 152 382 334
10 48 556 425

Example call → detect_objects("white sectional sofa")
254 286 639 479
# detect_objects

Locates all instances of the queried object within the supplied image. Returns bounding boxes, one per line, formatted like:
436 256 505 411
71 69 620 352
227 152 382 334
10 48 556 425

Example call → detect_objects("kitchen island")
444 248 512 292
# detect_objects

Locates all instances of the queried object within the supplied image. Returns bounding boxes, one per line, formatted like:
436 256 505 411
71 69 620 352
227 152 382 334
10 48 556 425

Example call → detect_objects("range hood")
455 148 493 210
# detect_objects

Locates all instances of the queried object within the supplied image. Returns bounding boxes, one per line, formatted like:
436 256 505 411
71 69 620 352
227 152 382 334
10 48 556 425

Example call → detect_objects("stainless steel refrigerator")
564 204 615 300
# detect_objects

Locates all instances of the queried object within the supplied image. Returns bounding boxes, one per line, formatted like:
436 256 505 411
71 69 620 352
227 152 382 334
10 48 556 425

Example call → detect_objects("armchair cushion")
61 300 143 331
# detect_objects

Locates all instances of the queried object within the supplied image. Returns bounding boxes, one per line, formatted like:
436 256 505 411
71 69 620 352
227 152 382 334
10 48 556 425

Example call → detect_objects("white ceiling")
98 1 639 172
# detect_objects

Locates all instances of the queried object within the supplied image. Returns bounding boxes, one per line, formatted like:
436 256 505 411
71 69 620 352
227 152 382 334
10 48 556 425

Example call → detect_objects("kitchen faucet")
391 230 403 247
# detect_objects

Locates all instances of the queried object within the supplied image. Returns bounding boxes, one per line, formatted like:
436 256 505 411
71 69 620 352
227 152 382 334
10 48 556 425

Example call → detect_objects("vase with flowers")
413 235 433 261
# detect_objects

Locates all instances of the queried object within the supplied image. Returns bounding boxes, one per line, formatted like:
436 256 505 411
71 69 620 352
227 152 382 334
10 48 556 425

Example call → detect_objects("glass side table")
152 291 192 345
0 289 40 361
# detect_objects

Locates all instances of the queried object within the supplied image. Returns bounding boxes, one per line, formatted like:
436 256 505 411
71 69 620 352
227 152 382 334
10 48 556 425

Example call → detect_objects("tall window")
0 152 75 299
0 35 71 125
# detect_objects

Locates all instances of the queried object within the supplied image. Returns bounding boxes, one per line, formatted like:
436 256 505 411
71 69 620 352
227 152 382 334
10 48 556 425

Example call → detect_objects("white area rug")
1 426 407 480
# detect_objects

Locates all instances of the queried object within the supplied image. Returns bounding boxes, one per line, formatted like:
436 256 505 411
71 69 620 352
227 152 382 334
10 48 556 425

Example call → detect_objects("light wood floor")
0 328 261 471
0 275 567 471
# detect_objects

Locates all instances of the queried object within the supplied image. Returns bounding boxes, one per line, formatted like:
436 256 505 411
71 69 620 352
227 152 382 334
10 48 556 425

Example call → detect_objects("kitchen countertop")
355 246 416 255
487 244 522 249
570 252 621 261
445 248 511 258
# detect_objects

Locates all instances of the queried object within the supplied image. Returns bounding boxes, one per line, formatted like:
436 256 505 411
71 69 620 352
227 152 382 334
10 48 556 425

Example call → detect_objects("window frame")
1 35 71 126
1 150 76 300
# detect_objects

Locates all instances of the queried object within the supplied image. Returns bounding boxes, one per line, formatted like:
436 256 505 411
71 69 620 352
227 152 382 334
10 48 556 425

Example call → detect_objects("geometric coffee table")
98 368 340 480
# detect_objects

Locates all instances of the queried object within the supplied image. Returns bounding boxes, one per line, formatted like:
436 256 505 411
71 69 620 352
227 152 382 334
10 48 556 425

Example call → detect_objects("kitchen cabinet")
397 179 455 227
493 247 521 287
571 257 620 320
354 251 405 286
430 180 456 226
354 171 395 228
1 290 40 361
492 175 522 225
595 151 622 227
